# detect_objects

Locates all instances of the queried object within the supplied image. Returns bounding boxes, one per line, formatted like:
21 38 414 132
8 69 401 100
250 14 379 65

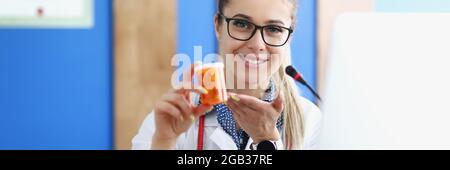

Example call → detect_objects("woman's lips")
237 53 269 68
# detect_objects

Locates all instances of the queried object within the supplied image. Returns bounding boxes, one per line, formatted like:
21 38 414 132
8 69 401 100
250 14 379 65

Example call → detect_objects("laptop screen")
319 13 450 149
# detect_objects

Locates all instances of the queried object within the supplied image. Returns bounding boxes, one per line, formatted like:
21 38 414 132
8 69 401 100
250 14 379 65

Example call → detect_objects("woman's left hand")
225 92 284 143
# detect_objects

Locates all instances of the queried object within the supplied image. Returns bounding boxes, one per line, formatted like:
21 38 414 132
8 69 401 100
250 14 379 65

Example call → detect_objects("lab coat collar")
204 110 219 127
203 111 238 149
210 127 238 150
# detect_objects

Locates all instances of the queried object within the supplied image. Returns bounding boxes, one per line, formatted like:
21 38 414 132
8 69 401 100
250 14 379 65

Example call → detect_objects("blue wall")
291 0 317 101
177 0 318 102
0 1 113 149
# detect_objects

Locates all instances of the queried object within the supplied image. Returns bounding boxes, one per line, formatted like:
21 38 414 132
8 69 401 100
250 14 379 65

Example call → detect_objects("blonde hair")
217 0 305 150
218 0 298 25
273 46 305 149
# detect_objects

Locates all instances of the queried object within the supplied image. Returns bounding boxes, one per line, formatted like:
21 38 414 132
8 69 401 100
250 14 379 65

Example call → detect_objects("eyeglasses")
218 13 294 47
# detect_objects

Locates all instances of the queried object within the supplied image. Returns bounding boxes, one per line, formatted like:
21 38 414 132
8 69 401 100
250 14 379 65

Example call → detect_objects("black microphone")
285 65 322 101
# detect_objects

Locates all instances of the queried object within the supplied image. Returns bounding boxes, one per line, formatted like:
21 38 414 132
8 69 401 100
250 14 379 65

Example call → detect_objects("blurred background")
0 0 449 150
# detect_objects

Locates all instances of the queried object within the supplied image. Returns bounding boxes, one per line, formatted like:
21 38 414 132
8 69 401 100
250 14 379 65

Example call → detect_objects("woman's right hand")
151 63 213 149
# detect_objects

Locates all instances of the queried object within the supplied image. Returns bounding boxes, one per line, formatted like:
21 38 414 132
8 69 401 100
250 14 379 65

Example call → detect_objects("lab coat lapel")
204 112 237 150
210 127 237 150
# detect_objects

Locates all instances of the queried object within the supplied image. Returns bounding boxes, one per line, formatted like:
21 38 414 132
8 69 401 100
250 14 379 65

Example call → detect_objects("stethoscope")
197 115 206 150
191 92 206 150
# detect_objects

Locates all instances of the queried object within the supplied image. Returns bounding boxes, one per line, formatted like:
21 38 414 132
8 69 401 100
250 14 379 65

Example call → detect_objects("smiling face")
215 0 295 90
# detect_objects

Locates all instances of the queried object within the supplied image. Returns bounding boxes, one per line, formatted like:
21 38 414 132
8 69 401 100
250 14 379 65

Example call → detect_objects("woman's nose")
246 30 266 52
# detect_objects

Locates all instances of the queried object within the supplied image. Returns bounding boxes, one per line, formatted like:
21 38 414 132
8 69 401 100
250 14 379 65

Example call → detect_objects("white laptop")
319 13 450 149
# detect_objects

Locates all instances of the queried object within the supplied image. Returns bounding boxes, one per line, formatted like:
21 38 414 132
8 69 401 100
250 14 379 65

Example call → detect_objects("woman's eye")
266 26 283 34
232 20 250 29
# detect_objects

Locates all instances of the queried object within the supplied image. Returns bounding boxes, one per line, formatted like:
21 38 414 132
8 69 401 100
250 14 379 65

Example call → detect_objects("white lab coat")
132 96 322 150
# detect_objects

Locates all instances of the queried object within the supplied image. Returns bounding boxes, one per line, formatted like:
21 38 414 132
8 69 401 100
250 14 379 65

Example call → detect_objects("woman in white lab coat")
132 0 322 150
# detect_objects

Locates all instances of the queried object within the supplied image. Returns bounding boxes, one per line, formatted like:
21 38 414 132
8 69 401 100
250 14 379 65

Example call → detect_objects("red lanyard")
197 115 205 150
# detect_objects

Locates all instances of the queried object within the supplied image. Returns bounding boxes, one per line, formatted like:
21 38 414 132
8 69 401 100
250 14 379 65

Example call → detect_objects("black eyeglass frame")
218 13 294 47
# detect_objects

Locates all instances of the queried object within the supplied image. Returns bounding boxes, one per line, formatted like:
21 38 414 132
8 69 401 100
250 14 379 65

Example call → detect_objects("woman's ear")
214 14 222 39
